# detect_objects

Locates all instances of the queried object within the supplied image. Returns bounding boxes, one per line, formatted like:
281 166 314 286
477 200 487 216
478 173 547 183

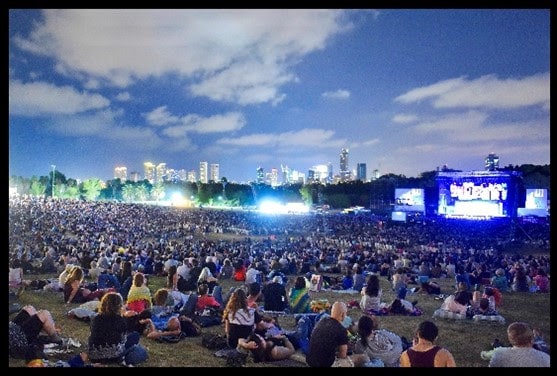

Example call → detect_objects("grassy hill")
9 265 550 368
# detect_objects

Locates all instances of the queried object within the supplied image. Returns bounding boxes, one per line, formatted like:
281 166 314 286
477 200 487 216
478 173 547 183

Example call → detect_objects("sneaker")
491 339 502 348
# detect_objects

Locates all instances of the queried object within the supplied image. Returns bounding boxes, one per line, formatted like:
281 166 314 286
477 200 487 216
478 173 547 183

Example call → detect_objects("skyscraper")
339 148 350 181
210 163 219 183
143 162 155 183
357 163 367 181
199 161 208 183
256 167 264 184
156 163 167 184
114 166 127 181
270 167 278 187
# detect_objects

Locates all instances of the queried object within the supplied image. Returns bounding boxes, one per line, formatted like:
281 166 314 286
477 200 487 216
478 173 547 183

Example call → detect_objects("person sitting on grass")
399 320 456 367
64 266 114 304
223 288 262 348
469 297 499 317
9 304 63 360
288 276 311 314
87 292 148 366
196 283 222 314
360 274 388 315
353 314 404 367
488 322 550 367
126 272 152 314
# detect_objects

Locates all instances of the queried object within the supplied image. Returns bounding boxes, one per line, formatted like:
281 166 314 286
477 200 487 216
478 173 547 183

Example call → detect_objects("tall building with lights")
339 148 351 182
281 164 290 185
156 163 167 184
357 163 367 181
114 166 127 181
143 162 155 183
129 171 141 183
485 153 499 171
187 170 197 183
210 163 220 182
256 167 264 184
270 167 279 187
199 161 208 183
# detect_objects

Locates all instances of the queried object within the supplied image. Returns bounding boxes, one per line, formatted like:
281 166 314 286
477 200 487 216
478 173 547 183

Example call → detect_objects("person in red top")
233 260 247 282
195 283 221 313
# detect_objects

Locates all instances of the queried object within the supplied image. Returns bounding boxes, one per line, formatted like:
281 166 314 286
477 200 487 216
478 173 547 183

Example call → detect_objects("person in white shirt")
489 322 550 367
245 264 262 285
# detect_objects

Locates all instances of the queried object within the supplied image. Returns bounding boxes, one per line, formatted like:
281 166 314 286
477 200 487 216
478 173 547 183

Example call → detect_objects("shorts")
11 310 43 342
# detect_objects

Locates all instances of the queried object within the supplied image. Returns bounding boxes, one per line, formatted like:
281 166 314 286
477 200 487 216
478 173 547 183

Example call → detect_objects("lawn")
9 265 550 367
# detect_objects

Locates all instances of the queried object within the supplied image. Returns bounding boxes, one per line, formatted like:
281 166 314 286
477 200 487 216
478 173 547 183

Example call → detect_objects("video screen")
394 188 425 212
391 211 407 222
525 189 548 209
437 173 512 217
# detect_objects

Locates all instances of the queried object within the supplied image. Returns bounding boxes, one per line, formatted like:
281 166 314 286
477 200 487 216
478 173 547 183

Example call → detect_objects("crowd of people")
8 195 551 367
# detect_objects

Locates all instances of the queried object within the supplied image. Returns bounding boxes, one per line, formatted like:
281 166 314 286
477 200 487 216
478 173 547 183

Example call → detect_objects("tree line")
9 164 550 212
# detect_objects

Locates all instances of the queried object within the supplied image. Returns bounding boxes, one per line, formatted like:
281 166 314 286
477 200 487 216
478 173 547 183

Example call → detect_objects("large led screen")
394 188 425 212
437 172 514 217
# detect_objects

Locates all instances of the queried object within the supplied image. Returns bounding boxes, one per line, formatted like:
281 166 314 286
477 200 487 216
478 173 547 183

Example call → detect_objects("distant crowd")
9 195 550 285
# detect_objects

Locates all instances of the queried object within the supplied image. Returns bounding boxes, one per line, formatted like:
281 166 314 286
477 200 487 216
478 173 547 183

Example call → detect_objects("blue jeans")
212 285 224 306
123 331 147 365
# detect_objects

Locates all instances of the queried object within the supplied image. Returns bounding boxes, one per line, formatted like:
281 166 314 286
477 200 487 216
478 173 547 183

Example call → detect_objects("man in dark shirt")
262 276 288 311
306 301 364 367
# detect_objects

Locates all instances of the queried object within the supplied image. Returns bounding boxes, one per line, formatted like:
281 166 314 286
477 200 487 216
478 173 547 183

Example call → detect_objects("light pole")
51 164 56 198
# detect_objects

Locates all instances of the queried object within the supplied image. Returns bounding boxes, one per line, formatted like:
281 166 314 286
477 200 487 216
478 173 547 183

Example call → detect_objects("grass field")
9 261 550 367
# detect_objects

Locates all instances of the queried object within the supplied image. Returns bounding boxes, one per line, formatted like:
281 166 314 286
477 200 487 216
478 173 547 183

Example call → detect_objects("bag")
180 319 201 337
226 350 248 367
201 333 229 350
194 307 222 327
214 348 248 367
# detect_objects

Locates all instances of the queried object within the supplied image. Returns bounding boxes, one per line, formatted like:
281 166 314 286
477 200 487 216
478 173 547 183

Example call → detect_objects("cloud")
216 128 345 148
13 9 352 105
115 91 131 101
395 73 550 109
410 110 549 143
143 106 179 126
9 79 110 116
392 113 418 124
322 89 351 99
163 112 246 137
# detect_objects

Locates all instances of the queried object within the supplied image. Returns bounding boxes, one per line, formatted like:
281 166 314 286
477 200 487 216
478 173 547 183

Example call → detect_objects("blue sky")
9 9 550 183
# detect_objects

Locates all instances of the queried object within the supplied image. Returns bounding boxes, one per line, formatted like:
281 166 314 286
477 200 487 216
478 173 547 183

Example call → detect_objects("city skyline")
9 9 550 183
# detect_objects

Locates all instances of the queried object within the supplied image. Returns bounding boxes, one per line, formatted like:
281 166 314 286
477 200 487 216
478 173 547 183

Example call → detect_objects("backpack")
201 333 229 350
